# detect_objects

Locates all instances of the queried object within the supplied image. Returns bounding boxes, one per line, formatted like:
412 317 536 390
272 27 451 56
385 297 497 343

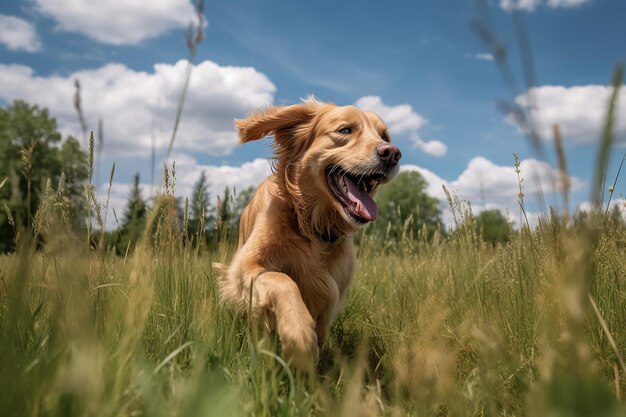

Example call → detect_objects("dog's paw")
278 321 319 372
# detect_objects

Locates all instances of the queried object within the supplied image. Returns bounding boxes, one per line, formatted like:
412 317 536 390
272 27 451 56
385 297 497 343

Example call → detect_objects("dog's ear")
236 101 325 143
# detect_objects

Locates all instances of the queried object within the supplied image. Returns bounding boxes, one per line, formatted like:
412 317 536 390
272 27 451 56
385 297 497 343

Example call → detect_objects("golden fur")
217 99 400 370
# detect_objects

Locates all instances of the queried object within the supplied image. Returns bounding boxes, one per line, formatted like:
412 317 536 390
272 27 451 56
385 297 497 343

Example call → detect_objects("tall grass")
2 133 626 417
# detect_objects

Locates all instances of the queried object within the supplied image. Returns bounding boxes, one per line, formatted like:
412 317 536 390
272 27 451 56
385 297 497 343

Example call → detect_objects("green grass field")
2 181 626 417
2 4 625 414
1 62 625 417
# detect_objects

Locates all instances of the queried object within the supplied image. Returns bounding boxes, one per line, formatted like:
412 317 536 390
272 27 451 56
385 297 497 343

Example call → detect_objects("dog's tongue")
344 176 378 221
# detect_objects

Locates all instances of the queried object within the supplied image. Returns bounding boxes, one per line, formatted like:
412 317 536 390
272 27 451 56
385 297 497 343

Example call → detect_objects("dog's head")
236 98 401 239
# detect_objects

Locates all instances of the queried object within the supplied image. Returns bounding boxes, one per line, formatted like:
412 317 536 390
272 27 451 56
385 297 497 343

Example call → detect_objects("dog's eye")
338 127 352 134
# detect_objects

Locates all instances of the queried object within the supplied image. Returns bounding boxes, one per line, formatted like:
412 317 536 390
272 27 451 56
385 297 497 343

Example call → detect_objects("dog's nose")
376 143 402 167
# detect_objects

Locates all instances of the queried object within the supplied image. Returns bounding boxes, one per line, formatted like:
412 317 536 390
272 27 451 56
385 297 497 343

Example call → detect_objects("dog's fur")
217 99 400 370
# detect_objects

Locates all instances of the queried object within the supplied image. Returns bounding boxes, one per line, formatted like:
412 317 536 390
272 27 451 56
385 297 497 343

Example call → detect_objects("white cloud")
449 156 583 204
546 0 590 8
499 0 542 11
355 96 426 133
173 156 272 199
401 156 584 226
355 95 447 157
475 53 494 62
409 132 448 157
468 53 494 62
34 0 197 45
0 14 41 52
0 60 276 156
500 0 589 11
98 156 271 229
399 164 448 201
512 85 626 144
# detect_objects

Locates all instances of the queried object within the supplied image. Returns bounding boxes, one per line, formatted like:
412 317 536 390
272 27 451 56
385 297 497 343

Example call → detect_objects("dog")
217 98 401 370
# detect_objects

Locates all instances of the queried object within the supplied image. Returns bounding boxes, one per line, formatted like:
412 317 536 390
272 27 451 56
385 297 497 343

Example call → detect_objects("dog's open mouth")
326 166 385 224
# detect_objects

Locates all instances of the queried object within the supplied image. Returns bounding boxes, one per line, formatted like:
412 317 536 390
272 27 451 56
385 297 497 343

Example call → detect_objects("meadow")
1 138 626 417
1 15 625 412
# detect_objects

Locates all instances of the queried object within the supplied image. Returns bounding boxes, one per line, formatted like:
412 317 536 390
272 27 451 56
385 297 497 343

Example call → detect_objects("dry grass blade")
593 64 623 207
588 294 626 376
553 124 570 213
472 0 544 154
165 0 205 160
74 79 88 145
604 152 626 217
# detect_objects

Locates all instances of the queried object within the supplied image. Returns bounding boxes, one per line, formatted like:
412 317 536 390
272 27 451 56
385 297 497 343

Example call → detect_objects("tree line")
1 99 519 253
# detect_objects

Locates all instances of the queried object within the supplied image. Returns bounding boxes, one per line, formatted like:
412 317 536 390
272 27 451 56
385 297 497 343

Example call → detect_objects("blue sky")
1 0 625 226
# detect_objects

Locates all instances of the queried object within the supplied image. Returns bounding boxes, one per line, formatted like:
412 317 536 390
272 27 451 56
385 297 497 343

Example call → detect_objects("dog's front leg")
314 277 340 348
248 271 318 371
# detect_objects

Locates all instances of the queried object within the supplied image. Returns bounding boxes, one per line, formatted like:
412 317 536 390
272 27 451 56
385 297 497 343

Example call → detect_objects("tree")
233 186 255 224
0 100 87 251
188 171 209 242
214 187 234 242
119 173 147 249
202 185 256 246
58 137 88 228
475 209 511 244
371 171 442 240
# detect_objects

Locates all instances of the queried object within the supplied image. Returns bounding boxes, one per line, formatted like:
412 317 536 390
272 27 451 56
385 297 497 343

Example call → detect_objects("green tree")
475 209 512 244
119 173 147 249
233 186 255 224
58 137 88 228
214 186 234 242
188 171 209 243
205 185 256 246
372 171 442 240
0 100 87 251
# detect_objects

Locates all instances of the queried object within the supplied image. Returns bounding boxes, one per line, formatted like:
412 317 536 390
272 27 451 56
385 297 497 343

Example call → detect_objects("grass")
2 175 626 416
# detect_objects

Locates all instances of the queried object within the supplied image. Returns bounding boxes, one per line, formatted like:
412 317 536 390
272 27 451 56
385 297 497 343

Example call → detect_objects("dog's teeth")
342 176 348 192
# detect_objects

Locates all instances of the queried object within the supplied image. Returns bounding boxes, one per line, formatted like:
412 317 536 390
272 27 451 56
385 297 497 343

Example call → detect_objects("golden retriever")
217 98 401 370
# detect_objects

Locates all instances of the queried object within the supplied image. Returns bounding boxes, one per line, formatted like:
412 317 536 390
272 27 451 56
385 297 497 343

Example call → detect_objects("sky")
0 0 625 228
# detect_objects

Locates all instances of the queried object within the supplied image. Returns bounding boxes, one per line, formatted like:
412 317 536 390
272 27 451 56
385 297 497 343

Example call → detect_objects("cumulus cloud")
99 156 271 229
173 156 272 199
448 156 583 204
401 156 584 226
500 0 589 11
399 164 448 201
355 95 447 157
0 14 41 52
34 0 197 45
512 85 626 144
0 60 275 156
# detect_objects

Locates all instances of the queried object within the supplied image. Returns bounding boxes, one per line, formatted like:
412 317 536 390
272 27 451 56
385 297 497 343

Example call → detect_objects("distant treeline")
3 99 600 254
